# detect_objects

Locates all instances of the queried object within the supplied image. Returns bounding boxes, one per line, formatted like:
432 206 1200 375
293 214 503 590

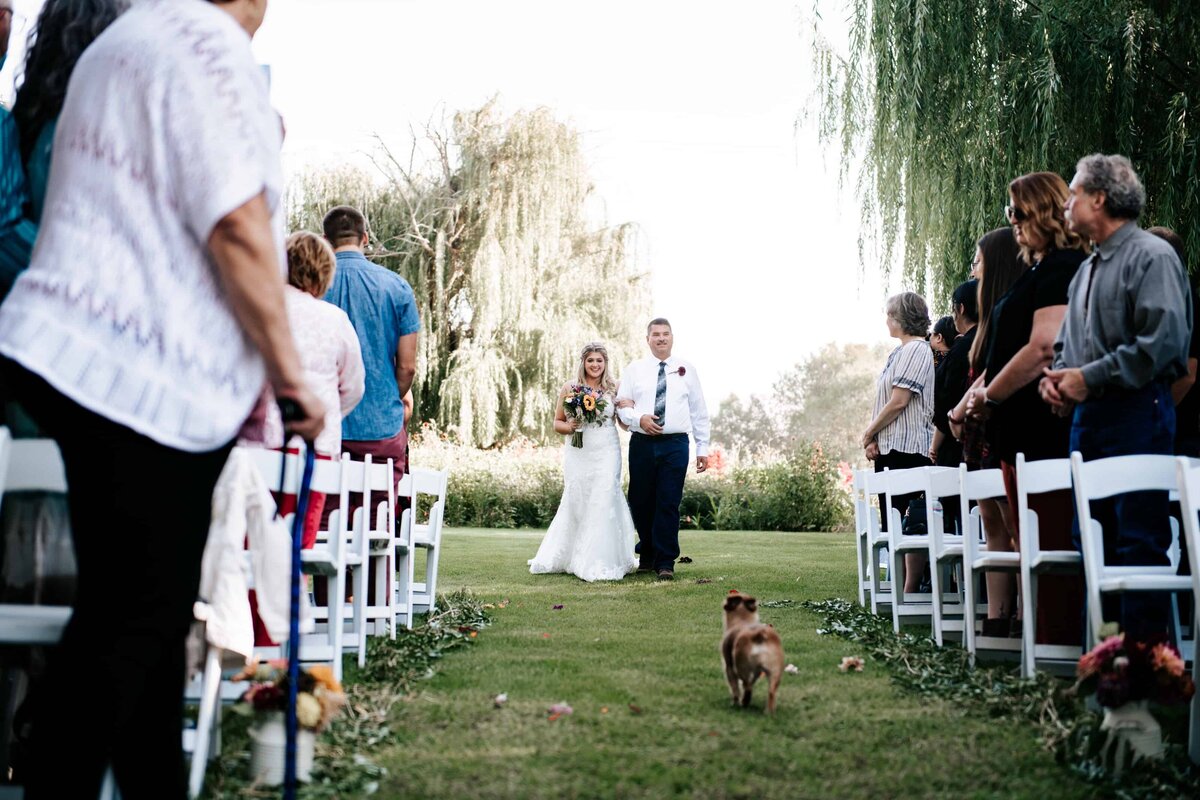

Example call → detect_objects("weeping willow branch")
809 0 1198 305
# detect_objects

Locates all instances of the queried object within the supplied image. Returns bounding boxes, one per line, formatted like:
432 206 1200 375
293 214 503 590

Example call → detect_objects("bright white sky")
10 0 903 406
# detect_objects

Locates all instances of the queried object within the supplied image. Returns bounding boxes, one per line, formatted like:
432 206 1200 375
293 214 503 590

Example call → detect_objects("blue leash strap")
282 429 315 800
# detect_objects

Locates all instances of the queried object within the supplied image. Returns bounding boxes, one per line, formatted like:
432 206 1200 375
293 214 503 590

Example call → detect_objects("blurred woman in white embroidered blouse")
0 1 324 795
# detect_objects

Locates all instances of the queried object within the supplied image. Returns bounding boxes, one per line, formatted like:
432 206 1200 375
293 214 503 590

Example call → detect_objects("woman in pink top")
260 231 364 544
250 232 364 645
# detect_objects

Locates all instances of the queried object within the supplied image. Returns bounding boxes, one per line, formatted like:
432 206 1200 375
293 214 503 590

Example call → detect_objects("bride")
529 342 638 581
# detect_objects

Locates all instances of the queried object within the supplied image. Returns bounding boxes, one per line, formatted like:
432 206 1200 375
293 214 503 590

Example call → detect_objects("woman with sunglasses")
965 171 1089 644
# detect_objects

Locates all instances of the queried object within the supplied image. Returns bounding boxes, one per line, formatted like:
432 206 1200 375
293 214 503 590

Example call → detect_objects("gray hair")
1074 154 1146 220
885 292 931 337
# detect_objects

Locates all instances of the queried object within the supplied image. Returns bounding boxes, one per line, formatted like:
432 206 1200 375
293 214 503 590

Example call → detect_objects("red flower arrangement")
1074 633 1195 708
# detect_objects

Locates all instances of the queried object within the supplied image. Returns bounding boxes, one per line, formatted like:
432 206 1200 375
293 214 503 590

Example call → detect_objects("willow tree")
289 101 650 446
810 0 1198 303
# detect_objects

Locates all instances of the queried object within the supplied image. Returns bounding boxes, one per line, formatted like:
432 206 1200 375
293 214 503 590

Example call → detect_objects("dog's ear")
744 597 757 612
723 595 743 611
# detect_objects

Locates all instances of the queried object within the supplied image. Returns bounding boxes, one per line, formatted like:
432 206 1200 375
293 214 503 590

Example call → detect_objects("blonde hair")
286 230 337 296
575 342 617 394
1008 171 1089 265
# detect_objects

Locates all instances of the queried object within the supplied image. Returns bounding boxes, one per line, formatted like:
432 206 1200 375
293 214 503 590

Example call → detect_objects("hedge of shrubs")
409 426 850 532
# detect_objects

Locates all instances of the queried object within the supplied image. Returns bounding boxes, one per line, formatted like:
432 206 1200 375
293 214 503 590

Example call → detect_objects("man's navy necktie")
654 361 667 426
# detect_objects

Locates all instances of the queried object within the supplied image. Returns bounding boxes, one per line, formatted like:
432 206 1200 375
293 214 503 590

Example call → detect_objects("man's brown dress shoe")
656 569 674 581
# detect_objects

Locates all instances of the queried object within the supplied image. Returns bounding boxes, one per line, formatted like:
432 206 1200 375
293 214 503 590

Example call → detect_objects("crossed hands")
621 398 706 472
1038 367 1087 416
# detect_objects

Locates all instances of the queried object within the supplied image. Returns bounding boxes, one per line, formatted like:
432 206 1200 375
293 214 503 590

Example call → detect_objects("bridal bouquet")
562 384 609 448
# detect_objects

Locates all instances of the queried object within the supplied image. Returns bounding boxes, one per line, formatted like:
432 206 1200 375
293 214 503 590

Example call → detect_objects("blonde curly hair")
286 230 337 297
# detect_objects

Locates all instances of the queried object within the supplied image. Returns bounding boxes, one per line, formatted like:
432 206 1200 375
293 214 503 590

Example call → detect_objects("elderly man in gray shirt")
1039 153 1191 642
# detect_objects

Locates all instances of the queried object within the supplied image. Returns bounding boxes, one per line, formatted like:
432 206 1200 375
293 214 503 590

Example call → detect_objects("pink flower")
838 656 864 673
671 366 686 377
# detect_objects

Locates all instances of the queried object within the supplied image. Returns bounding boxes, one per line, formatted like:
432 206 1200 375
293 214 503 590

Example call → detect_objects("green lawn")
366 528 1090 799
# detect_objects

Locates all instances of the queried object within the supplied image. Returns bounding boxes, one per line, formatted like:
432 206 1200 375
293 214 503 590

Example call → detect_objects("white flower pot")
249 711 315 785
1100 699 1164 775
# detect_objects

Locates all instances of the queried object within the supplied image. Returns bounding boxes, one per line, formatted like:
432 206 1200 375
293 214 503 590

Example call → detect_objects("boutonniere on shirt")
670 366 686 377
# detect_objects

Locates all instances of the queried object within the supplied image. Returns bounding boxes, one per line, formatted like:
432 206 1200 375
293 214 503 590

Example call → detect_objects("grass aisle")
374 529 1089 799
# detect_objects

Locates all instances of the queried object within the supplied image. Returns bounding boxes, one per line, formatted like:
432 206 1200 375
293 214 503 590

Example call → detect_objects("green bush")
410 426 850 532
680 445 851 532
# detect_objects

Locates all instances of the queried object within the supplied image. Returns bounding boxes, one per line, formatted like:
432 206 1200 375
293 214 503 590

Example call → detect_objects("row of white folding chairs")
853 453 1200 762
0 430 120 800
855 455 1197 663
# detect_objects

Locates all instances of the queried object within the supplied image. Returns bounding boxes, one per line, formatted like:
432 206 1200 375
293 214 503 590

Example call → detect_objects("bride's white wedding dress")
528 398 637 581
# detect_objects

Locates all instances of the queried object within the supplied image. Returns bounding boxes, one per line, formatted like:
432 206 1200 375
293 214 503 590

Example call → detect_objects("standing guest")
966 172 1088 645
1147 226 1200 457
322 206 419 488
0 0 130 296
930 315 957 369
249 231 364 646
0 1 325 797
259 231 364 543
931 280 978 469
863 292 934 594
948 228 1026 634
1041 154 1192 641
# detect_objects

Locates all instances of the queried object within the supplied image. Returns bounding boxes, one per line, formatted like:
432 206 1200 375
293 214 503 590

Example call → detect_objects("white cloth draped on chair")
198 447 310 659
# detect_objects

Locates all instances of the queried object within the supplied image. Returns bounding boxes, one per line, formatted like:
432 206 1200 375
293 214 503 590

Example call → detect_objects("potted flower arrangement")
232 659 346 785
1074 632 1195 773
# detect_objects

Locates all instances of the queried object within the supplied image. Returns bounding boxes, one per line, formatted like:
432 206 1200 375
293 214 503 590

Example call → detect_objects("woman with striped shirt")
863 291 935 594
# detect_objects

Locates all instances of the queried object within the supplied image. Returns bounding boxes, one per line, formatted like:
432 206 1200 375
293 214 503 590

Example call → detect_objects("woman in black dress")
965 171 1089 645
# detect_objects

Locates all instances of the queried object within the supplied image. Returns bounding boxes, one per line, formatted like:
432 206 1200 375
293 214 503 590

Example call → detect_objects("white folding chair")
243 447 352 682
341 455 396 665
852 469 873 607
884 466 952 634
0 433 118 799
389 474 416 632
1012 455 1082 677
864 470 893 615
959 465 1021 661
923 467 966 646
1070 452 1191 651
0 434 73 644
1172 458 1200 764
409 468 449 616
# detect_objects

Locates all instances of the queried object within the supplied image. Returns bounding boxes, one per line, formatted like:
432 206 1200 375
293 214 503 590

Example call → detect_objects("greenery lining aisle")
204 529 1117 798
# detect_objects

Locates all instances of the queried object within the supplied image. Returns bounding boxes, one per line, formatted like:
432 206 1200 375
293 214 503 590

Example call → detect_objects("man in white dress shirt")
616 318 711 580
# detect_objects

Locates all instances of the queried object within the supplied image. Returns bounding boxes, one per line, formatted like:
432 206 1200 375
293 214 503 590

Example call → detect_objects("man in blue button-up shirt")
322 205 420 483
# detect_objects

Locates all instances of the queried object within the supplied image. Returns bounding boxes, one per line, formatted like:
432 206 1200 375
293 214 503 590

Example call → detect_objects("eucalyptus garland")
200 591 492 798
803 598 1200 798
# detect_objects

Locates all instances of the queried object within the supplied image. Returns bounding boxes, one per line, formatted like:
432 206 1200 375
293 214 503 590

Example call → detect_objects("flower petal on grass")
548 703 573 716
628 703 643 715
552 604 564 610
838 656 865 673
784 663 799 674
493 693 508 708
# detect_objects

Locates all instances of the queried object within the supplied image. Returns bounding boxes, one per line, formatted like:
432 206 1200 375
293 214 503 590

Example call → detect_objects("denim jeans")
1070 381 1175 640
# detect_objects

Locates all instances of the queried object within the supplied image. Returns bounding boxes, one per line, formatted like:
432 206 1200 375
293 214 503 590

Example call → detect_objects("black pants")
873 449 931 534
5 362 232 799
627 433 689 571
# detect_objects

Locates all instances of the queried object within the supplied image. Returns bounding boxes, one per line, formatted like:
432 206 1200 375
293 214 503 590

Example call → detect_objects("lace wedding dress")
528 398 638 581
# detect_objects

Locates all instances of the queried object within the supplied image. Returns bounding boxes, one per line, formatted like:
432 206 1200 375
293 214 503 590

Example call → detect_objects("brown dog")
720 591 785 714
